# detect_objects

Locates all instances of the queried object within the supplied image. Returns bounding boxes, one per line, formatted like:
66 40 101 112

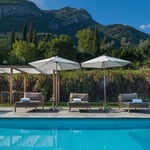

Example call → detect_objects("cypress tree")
22 20 27 41
32 31 37 45
10 29 15 50
28 22 33 42
43 33 50 42
101 35 108 53
93 27 100 56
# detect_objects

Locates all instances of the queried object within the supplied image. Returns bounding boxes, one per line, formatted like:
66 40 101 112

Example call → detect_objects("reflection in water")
0 128 149 150
0 128 55 150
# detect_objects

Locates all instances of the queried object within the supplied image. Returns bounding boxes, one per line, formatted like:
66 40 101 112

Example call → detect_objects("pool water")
0 118 149 150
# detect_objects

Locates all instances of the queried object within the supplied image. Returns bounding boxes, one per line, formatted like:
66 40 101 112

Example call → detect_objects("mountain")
0 0 150 46
103 24 150 45
0 0 49 32
44 7 104 35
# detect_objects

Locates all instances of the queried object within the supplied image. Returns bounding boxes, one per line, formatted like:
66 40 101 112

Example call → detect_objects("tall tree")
93 27 100 56
10 29 15 50
0 38 10 64
28 22 33 43
32 31 37 45
45 34 77 60
76 28 95 55
22 20 27 41
100 35 109 53
43 33 50 42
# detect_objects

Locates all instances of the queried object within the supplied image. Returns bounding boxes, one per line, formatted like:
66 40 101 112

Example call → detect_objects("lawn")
0 102 119 108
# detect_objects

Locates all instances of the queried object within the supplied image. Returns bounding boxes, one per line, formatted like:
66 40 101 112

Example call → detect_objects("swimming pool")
0 118 149 150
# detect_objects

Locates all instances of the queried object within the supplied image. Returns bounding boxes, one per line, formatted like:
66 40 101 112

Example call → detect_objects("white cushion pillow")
21 98 30 102
73 98 81 103
132 99 142 103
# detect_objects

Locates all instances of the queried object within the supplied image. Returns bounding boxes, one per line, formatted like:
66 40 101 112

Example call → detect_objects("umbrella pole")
55 71 58 107
103 73 106 110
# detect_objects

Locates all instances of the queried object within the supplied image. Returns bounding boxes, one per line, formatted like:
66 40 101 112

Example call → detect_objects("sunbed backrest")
118 93 137 102
24 92 44 102
70 93 88 101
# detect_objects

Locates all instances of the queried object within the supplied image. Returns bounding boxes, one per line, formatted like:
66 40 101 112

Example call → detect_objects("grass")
0 102 119 108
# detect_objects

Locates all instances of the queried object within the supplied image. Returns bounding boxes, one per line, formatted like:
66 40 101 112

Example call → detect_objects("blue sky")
29 0 150 34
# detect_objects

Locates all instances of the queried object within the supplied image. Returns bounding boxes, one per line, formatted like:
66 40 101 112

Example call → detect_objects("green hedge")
60 69 150 101
0 69 150 102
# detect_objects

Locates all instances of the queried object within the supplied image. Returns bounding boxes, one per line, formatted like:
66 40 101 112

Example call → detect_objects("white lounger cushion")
20 97 30 102
132 99 142 103
73 98 81 103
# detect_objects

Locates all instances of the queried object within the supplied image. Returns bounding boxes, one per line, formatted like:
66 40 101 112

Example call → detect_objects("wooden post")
57 72 60 103
23 74 27 97
53 70 56 106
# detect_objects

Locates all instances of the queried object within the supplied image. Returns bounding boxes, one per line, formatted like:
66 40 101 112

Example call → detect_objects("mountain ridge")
0 0 149 46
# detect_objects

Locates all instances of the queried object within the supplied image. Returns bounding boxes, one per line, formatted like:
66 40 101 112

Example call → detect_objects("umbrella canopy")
81 55 130 68
81 55 131 109
29 56 81 107
29 56 80 74
16 67 41 74
0 68 20 74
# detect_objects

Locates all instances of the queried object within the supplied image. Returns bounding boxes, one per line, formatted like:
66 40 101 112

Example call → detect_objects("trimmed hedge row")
0 69 150 102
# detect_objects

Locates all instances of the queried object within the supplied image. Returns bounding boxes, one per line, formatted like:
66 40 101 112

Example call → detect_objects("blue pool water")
0 118 150 150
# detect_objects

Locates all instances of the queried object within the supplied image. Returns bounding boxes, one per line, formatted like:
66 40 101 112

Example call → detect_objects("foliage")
0 38 10 64
28 22 33 43
34 75 53 100
0 69 150 103
76 28 96 55
45 34 77 60
9 41 37 64
22 20 27 41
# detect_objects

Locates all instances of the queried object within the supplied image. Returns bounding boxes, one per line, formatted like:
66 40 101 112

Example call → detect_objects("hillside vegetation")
0 0 150 102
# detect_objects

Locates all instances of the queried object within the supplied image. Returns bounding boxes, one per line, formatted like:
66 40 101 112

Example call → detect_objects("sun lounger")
68 92 91 111
14 92 44 112
118 93 149 112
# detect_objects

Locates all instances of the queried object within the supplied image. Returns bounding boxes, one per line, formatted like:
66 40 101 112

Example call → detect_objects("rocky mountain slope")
0 0 149 46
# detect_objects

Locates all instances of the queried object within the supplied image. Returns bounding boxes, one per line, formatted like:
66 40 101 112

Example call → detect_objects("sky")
28 0 150 35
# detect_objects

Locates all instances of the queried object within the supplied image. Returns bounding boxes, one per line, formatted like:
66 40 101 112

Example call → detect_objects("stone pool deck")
0 107 150 118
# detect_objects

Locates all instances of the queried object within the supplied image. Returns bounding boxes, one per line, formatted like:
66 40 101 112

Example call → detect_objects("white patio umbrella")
81 55 131 109
29 56 80 106
29 56 80 73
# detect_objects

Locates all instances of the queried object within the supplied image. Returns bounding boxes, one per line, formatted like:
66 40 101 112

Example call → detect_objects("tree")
0 38 10 64
32 31 37 45
22 20 27 41
28 22 33 43
9 41 37 64
93 27 100 56
76 28 95 55
120 37 130 48
43 33 50 42
137 39 150 60
10 29 15 50
101 35 107 51
37 40 50 59
45 34 77 60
